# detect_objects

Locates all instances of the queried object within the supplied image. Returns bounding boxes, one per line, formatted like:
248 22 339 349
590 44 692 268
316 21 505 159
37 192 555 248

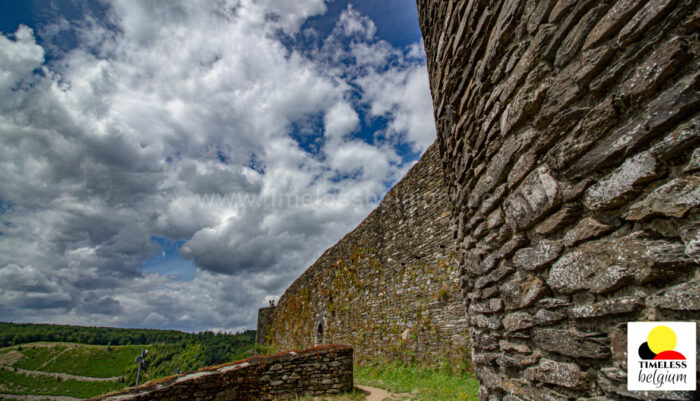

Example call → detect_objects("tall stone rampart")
417 0 699 399
270 143 470 368
256 306 276 346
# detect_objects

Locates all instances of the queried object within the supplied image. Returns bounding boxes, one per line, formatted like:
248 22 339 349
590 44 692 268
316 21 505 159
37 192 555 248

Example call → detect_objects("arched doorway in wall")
314 321 324 346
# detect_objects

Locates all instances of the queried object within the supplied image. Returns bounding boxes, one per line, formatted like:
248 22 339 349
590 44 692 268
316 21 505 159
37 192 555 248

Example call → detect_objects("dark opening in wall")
315 321 324 346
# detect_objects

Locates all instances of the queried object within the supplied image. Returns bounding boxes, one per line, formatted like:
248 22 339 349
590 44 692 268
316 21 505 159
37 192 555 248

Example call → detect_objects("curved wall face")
270 144 470 368
418 0 699 400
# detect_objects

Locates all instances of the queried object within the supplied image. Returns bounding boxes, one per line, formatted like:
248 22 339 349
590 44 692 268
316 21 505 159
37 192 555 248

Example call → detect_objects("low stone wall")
90 345 353 401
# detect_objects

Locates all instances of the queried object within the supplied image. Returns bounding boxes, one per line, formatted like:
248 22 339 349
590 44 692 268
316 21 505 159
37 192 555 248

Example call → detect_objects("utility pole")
135 348 148 386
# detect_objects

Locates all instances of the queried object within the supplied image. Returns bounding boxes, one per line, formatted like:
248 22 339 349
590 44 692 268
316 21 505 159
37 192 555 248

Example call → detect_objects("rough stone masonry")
270 144 470 368
416 0 699 400
90 345 353 401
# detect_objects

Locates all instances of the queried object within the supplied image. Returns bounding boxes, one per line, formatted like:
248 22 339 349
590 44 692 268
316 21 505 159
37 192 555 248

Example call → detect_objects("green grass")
10 344 148 378
8 346 58 370
42 345 148 377
355 362 479 401
0 369 125 398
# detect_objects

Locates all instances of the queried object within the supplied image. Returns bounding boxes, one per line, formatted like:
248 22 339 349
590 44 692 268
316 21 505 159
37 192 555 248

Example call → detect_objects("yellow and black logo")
638 325 686 361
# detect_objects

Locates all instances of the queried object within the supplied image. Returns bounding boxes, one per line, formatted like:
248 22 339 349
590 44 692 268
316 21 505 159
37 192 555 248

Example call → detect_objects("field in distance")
0 322 257 400
0 343 135 399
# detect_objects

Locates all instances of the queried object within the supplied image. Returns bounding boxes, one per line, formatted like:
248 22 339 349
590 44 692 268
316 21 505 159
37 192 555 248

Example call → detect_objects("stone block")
582 151 660 210
502 273 549 310
527 0 556 33
503 311 534 332
504 166 561 230
549 0 577 24
533 328 610 359
583 0 645 50
568 296 643 318
469 134 532 208
498 24 557 105
513 240 564 271
545 96 618 171
683 147 700 173
475 263 514 289
524 358 590 389
500 77 549 136
648 281 700 311
548 233 690 294
499 340 531 353
554 4 608 68
533 308 566 326
569 72 700 176
499 352 541 369
562 217 615 247
648 116 699 160
470 298 504 314
507 151 537 189
486 207 505 229
625 175 700 220
680 221 700 263
620 36 689 104
472 330 501 351
617 0 676 46
537 297 570 309
534 207 579 235
473 352 500 365
610 323 627 369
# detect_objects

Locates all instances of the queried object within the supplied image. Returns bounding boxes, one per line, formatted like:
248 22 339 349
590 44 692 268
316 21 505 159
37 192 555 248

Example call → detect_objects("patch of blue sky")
217 149 231 165
0 200 14 214
0 0 113 63
143 236 196 281
288 106 418 169
300 0 423 49
394 140 423 164
329 168 363 183
248 153 266 174
290 112 326 156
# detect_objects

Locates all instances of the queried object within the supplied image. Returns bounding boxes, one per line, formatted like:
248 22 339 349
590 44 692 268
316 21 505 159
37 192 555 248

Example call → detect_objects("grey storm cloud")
0 0 435 331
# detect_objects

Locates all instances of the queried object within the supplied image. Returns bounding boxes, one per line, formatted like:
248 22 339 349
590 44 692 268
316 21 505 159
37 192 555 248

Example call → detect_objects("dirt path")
0 394 81 401
355 385 413 401
36 346 70 371
0 351 23 366
0 366 123 382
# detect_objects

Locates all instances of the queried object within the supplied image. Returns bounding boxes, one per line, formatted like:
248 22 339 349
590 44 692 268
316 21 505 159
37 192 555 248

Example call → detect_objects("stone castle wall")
270 143 470 368
256 306 276 346
417 0 699 400
90 345 353 401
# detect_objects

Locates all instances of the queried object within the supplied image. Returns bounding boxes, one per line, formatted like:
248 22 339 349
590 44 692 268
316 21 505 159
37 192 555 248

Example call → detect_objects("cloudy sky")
0 0 435 332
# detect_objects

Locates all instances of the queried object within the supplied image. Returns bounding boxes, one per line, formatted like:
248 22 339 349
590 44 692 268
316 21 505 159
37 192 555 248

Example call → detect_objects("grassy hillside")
5 343 147 378
0 323 257 399
0 369 124 398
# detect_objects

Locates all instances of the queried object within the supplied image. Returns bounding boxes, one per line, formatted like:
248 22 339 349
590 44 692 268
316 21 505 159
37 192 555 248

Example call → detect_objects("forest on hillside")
0 321 247 347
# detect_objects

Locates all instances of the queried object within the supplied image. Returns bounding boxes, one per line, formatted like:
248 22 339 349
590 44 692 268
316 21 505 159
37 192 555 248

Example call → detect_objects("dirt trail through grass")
356 385 413 401
36 347 69 371
0 366 123 382
0 352 23 367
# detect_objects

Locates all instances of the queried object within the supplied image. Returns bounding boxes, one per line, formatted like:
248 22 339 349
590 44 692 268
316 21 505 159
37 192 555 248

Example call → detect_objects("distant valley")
0 322 257 400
